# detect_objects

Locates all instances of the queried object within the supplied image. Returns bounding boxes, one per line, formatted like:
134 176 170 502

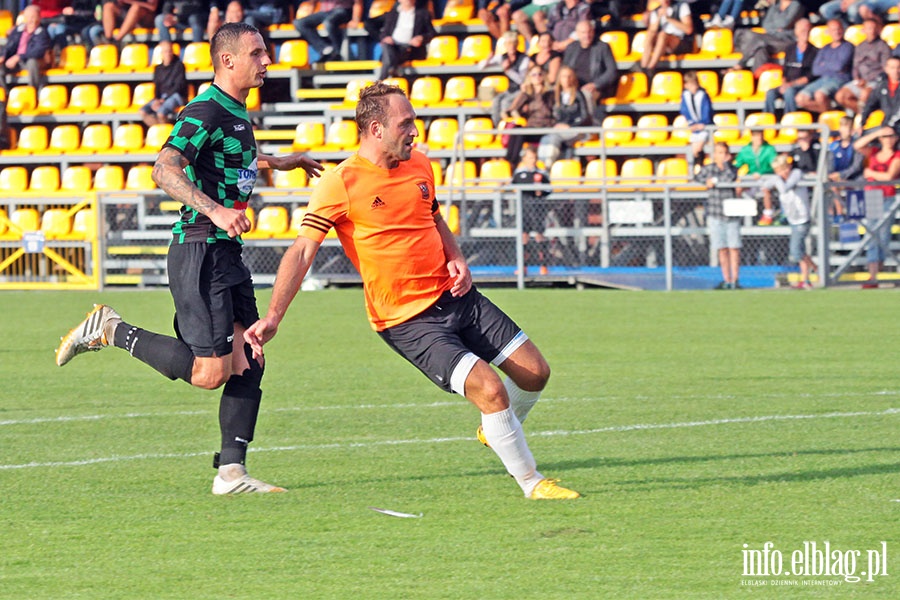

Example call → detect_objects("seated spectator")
34 0 69 47
530 31 561 86
790 129 821 175
819 0 865 24
561 19 617 122
504 64 555 163
764 18 816 117
733 0 803 72
140 40 187 126
244 0 291 32
543 0 592 53
859 55 900 134
207 0 244 40
835 17 891 114
763 154 817 289
294 0 362 62
360 0 427 59
510 0 558 44
707 0 746 31
489 30 531 125
796 19 854 115
99 0 159 45
512 146 552 275
376 0 435 80
826 115 863 219
639 0 694 76
156 0 207 43
50 0 103 49
478 0 528 42
538 65 590 168
858 0 900 22
0 5 51 93
695 141 741 289
734 128 778 224
680 69 714 169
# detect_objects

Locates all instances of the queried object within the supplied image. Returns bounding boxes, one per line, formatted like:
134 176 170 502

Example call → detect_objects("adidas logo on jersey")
371 197 386 208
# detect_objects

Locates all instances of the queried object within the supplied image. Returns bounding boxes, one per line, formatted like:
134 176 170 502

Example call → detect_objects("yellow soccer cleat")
529 478 581 500
56 304 121 366
476 425 491 448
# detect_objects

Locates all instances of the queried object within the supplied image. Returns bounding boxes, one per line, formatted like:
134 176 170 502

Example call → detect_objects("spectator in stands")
538 65 590 168
859 55 900 133
858 1 900 22
34 0 70 46
796 19 854 115
835 17 891 115
790 129 821 175
360 0 427 59
489 30 531 125
478 0 527 42
853 125 900 286
504 64 555 163
50 0 103 49
0 5 51 93
243 0 291 32
733 0 803 72
543 0 592 53
530 31 561 85
141 40 187 126
680 69 714 171
512 146 552 275
376 0 435 80
819 0 863 24
764 18 816 117
638 0 694 77
294 0 362 62
207 0 244 41
696 141 742 289
562 19 617 122
826 115 862 220
735 128 778 224
0 99 10 150
99 0 159 45
763 154 817 289
588 0 626 29
156 0 207 43
509 0 556 45
706 0 746 31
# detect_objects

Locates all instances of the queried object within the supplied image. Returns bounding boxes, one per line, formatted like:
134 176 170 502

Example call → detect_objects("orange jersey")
300 151 453 330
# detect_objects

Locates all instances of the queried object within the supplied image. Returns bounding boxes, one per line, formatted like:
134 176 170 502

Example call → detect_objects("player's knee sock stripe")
113 322 194 383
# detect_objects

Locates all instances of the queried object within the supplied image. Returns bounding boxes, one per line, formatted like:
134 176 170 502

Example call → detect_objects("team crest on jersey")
417 182 429 199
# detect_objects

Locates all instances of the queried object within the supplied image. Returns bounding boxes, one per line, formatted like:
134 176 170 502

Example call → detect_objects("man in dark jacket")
859 55 900 133
561 19 617 121
141 40 188 126
0 5 52 92
376 0 435 79
764 18 816 116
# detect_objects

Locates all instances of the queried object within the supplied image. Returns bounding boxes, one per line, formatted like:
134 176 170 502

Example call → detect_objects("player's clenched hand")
209 205 252 238
447 259 472 297
244 317 278 361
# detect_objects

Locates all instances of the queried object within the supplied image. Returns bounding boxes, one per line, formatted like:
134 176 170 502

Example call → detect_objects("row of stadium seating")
0 206 95 241
0 164 156 193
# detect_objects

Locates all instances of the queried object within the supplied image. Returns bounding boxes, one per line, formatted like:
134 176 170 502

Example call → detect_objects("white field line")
1 407 898 471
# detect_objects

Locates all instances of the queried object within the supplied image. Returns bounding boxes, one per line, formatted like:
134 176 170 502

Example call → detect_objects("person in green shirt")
735 128 778 225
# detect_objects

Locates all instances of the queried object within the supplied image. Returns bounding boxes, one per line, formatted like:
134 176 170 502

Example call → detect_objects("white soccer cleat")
212 464 286 495
55 304 121 367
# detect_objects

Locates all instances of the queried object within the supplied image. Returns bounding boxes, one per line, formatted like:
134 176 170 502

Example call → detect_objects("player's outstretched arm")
257 150 325 180
245 236 322 359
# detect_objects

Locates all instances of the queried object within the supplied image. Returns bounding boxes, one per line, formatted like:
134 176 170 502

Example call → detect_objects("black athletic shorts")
167 241 259 357
377 287 526 394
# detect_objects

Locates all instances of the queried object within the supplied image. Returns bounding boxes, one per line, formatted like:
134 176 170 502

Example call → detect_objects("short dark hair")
210 22 260 70
356 81 407 136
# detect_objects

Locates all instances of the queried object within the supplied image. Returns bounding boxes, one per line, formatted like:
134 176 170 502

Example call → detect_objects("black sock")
218 374 262 466
113 322 194 383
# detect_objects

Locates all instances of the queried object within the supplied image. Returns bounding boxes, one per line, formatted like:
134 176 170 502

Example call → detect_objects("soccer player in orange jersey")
244 82 580 500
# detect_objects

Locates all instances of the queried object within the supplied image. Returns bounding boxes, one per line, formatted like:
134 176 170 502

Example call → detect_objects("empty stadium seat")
819 110 846 135
844 24 866 46
809 25 833 48
66 209 96 240
53 44 87 73
740 112 777 143
463 117 499 149
645 71 683 102
80 124 112 152
670 114 691 146
86 44 119 70
144 123 174 152
243 206 288 239
11 125 49 154
409 76 443 107
632 114 670 146
382 76 409 95
478 159 511 185
61 166 93 193
438 203 460 235
696 28 735 58
550 159 582 190
600 114 634 145
151 42 181 65
414 35 459 66
716 70 754 101
130 82 156 109
609 72 647 104
93 165 125 191
48 125 81 153
113 123 146 152
36 84 68 113
0 166 28 192
656 157 692 186
272 168 308 188
882 22 900 48
100 83 133 112
275 39 309 68
426 118 459 150
6 85 37 115
40 208 71 239
431 160 443 186
182 42 212 70
772 110 813 144
324 120 359 150
696 70 719 98
441 76 476 105
600 30 629 61
478 74 509 95
584 158 617 187
713 113 741 143
125 165 157 190
118 43 150 71
66 84 100 113
445 160 476 187
10 207 40 233
287 206 307 236
438 0 475 23
458 34 493 64
30 165 60 192
292 121 326 151
619 157 654 188
755 68 783 99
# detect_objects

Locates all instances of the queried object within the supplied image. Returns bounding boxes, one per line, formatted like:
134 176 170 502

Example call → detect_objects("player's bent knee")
191 358 232 390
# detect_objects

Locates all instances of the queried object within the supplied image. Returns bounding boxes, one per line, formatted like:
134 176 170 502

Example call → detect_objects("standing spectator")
294 0 363 63
826 115 863 220
764 18 816 117
733 0 803 71
543 0 592 53
489 30 531 125
859 55 900 133
791 129 821 180
504 64 555 163
99 0 159 45
0 5 51 93
512 146 552 275
561 19 617 122
639 0 694 76
795 19 854 115
835 17 891 115
680 69 714 170
696 141 742 289
735 128 778 224
853 125 900 286
538 65 590 168
763 154 817 289
156 0 207 43
207 0 244 41
530 31 561 86
140 40 187 126
376 0 435 80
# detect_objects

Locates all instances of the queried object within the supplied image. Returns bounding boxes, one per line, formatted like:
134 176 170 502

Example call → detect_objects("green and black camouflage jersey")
163 84 258 244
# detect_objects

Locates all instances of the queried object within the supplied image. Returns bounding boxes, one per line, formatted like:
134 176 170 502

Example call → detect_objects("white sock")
481 408 544 497
504 377 541 424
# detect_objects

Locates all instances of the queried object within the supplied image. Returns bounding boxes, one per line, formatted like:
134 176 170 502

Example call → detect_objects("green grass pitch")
1 287 898 598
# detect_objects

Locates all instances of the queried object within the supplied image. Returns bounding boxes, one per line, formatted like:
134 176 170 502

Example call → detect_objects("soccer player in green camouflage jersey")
55 22 323 495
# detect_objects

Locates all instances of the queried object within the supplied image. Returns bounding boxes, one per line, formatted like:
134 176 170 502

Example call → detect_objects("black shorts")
377 287 526 394
167 241 259 357
523 199 550 234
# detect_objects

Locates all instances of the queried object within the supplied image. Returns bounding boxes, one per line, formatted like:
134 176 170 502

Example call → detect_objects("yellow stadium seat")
696 28 735 58
431 160 443 186
656 157 691 186
632 114 670 146
438 0 474 23
859 109 884 130
845 24 865 46
100 83 133 112
272 168 308 188
713 113 741 143
882 22 900 48
463 117 499 149
61 166 94 193
716 69 754 101
80 124 112 152
11 208 40 234
755 68 783 98
66 83 100 113
1 166 28 192
809 25 832 49
287 206 307 236
670 114 691 145
438 203 460 234
53 44 87 73
414 35 459 66
6 85 37 115
409 76 443 107
0 208 8 238
86 44 119 70
601 114 634 145
276 39 309 68
342 78 374 105
94 165 125 191
740 112 777 143
478 74 509 95
66 209 96 240
11 125 48 153
125 165 157 190
118 43 150 71
30 165 60 192
619 157 654 188
645 71 683 102
479 159 511 186
584 158 617 191
131 82 156 109
144 123 174 152
772 110 813 145
113 123 146 152
36 84 68 113
243 206 288 239
368 0 395 18
600 30 629 61
382 76 409 95
550 158 582 190
48 125 81 153
40 208 71 239
819 110 846 135
151 43 181 65
324 120 359 150
426 118 459 150
414 118 426 142
442 75 476 105
627 30 647 60
182 42 212 70
459 34 493 64
446 160 476 186
292 121 326 151
609 72 647 104
696 70 719 98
